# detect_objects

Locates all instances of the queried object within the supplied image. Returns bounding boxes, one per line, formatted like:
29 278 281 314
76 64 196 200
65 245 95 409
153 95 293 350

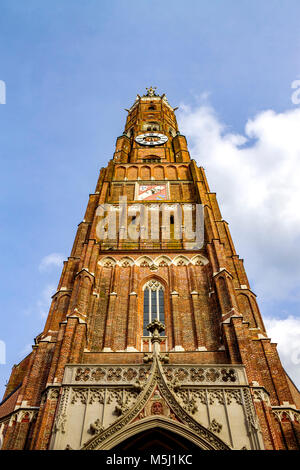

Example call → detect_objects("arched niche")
127 166 138 180
178 165 190 180
172 255 190 266
98 257 117 268
141 166 151 180
118 256 135 267
166 165 177 180
115 166 126 180
153 165 164 180
154 255 172 267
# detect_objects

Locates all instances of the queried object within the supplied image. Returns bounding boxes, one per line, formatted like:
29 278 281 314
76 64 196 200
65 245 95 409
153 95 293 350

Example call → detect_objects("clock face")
135 132 168 146
137 184 167 201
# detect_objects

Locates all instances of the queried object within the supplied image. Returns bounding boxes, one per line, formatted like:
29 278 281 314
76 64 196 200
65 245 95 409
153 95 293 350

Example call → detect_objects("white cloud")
36 284 56 319
265 316 300 388
178 103 300 300
18 343 32 358
22 283 56 319
39 253 64 272
178 101 300 389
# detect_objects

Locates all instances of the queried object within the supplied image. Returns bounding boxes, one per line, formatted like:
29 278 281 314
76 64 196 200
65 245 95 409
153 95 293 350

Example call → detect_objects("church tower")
1 88 299 451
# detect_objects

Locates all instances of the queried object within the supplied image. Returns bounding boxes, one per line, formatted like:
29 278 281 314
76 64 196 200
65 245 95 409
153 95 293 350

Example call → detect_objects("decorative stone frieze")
64 365 151 385
163 365 246 385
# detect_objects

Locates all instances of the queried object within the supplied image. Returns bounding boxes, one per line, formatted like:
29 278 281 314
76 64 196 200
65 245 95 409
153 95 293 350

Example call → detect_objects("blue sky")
1 0 300 397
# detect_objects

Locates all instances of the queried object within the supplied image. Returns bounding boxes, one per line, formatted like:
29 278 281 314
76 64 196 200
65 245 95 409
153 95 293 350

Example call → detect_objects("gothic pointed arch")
94 416 226 450
127 166 138 180
98 256 117 267
81 358 231 451
115 166 126 180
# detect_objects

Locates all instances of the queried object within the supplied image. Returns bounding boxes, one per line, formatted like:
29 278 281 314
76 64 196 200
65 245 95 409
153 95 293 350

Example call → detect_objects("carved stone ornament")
48 387 60 400
143 353 153 364
163 366 240 385
151 401 163 415
145 86 158 97
81 354 232 451
159 353 170 364
89 419 103 435
98 254 209 270
9 409 38 425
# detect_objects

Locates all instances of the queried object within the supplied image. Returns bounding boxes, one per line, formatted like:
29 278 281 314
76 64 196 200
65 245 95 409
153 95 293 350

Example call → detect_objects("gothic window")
143 280 165 336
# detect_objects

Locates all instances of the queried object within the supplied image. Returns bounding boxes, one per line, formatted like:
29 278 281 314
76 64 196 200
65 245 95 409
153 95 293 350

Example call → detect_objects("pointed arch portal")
88 416 230 450
112 427 201 452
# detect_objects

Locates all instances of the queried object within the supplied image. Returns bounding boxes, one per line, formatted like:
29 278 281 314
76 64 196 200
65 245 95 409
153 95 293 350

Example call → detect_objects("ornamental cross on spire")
146 86 158 97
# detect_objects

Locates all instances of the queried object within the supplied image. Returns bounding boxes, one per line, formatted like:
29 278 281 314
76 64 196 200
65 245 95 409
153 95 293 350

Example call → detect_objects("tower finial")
145 86 158 97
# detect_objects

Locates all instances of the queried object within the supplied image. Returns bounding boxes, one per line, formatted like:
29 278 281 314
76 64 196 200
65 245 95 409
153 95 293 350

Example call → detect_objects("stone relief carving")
241 388 261 435
208 418 222 434
174 388 246 409
53 360 261 450
163 366 239 385
158 260 168 267
71 388 88 405
143 353 153 364
9 409 38 425
192 389 207 405
176 390 198 414
208 390 225 406
107 368 122 382
74 366 150 384
113 389 139 416
69 387 139 411
151 402 163 415
159 353 169 364
70 357 229 451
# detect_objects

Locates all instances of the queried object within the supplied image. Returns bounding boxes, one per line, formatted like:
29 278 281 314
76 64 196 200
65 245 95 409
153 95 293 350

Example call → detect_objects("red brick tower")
1 87 299 451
